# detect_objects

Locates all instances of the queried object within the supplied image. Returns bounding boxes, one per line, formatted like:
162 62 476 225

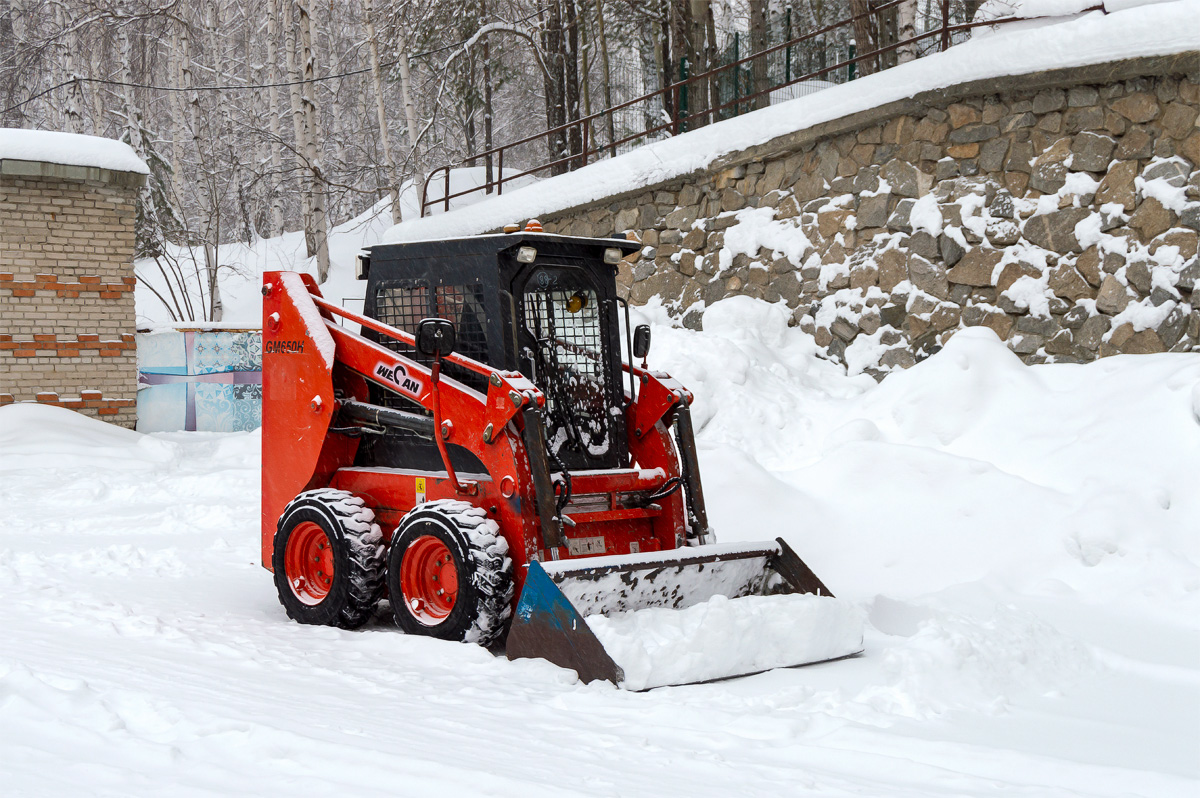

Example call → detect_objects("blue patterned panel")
137 383 188 432
193 331 260 374
136 330 263 433
194 383 263 433
138 332 188 376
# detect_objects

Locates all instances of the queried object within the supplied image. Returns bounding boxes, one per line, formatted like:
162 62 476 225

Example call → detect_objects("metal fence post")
942 0 951 51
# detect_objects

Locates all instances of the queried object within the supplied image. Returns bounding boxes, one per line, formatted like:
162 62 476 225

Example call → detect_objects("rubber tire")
273 489 385 630
387 500 514 647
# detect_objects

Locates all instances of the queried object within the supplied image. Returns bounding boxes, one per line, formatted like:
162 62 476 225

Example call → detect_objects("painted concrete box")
137 328 262 432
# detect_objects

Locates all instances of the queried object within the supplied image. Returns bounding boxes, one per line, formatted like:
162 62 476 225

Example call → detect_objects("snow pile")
382 0 1195 243
0 403 175 472
0 128 149 175
587 593 864 691
648 300 1200 621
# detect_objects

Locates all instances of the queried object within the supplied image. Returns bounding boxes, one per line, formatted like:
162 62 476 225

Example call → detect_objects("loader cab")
358 231 640 473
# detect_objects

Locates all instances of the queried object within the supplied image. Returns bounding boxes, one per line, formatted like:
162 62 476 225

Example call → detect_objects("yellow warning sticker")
415 477 426 504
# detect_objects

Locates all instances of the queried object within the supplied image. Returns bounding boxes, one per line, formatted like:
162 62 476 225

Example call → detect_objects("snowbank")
587 593 863 690
0 128 149 175
0 404 175 472
646 299 1200 628
382 0 1196 243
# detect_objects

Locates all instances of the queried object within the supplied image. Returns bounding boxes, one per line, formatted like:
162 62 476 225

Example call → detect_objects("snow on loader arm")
507 540 863 690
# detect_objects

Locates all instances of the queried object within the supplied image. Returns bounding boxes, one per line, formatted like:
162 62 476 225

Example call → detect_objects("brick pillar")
0 159 145 428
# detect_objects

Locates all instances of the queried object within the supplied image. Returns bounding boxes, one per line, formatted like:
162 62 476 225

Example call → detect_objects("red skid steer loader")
262 225 862 689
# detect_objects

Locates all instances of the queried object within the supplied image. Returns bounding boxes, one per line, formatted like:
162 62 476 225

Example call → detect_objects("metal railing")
420 1 1104 217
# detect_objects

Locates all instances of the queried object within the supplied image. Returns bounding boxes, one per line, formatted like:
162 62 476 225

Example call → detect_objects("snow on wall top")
383 0 1196 245
0 128 150 176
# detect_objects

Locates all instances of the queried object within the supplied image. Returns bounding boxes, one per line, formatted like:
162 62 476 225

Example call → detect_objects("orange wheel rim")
400 535 458 624
285 521 334 605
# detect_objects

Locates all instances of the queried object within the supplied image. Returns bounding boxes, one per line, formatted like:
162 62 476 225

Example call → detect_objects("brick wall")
0 163 144 427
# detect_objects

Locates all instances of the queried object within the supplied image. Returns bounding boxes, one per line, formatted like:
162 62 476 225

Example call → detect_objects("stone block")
908 254 950 299
880 159 922 198
948 104 981 128
1128 198 1173 242
1048 265 1096 301
818 209 852 238
857 192 890 229
1075 247 1103 287
1028 137 1072 193
1096 160 1138 211
948 248 1001 286
1071 132 1116 173
1022 207 1091 253
939 233 965 267
996 261 1041 294
1033 88 1067 114
1116 126 1154 160
1095 275 1132 314
1110 93 1160 124
887 198 915 233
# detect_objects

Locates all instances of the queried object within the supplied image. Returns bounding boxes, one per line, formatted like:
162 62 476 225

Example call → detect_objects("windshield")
519 269 617 469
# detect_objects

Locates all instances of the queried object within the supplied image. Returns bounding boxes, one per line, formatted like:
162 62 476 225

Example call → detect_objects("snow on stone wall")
537 58 1199 376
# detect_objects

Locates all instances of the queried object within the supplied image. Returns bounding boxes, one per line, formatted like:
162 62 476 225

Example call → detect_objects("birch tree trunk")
897 0 918 65
593 0 616 155
749 0 769 110
266 0 286 235
365 0 399 223
284 1 315 267
298 0 331 281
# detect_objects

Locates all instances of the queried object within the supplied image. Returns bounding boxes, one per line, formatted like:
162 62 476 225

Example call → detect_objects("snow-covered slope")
3 300 1197 796
382 0 1199 244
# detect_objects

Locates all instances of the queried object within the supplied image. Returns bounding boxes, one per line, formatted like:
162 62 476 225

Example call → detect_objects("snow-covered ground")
3 299 1197 796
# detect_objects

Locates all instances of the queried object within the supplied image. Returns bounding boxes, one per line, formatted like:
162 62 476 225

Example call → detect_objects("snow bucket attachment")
506 539 863 690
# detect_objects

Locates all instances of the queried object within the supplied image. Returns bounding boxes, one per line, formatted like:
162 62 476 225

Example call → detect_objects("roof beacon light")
524 219 544 232
503 223 521 233
517 246 538 264
603 247 622 265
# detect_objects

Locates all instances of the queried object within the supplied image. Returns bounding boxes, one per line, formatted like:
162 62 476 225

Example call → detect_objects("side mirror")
632 324 652 360
416 318 456 358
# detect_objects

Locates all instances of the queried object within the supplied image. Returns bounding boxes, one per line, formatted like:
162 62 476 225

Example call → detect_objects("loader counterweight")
262 228 862 687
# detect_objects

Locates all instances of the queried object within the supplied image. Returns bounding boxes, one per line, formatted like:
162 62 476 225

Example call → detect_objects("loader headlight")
355 254 370 280
603 247 622 265
517 246 538 264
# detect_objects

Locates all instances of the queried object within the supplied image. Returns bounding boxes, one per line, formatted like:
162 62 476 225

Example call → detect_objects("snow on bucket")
506 538 863 689
587 592 863 690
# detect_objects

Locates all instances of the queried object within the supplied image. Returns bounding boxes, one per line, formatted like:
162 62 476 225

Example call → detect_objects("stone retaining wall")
532 54 1200 375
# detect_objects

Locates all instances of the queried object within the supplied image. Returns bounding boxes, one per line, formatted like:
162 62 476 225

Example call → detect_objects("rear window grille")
373 281 489 393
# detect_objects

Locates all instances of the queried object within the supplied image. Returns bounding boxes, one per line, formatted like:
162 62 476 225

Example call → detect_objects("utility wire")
1 9 543 116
